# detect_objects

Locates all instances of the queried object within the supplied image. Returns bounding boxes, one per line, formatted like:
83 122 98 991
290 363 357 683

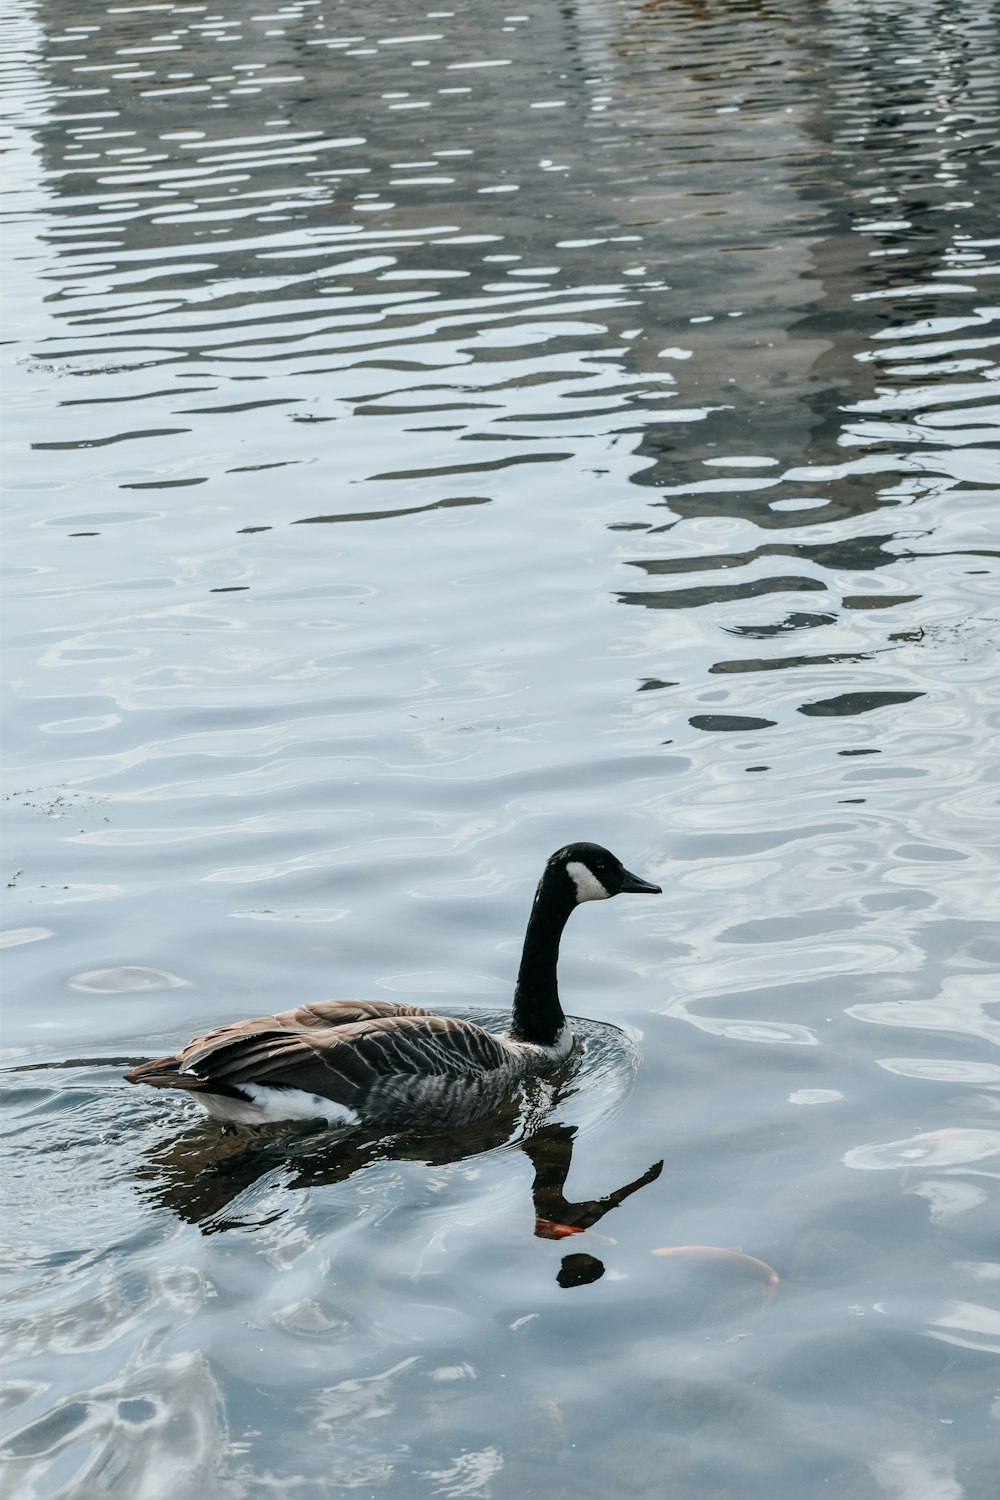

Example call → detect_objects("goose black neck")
510 869 576 1046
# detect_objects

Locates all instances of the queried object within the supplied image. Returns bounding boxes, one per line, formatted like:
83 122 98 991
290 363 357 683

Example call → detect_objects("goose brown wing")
179 998 434 1061
279 1000 436 1030
175 1012 516 1118
127 1001 433 1093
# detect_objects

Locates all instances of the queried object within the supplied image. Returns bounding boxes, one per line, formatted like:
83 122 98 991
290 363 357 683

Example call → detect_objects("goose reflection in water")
137 1101 663 1287
524 1124 663 1287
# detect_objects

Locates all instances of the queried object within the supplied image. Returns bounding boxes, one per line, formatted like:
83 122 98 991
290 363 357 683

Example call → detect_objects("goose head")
510 843 661 1046
548 842 662 905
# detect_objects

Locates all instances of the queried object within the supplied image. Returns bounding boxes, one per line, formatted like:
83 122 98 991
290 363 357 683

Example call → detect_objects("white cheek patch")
566 860 611 903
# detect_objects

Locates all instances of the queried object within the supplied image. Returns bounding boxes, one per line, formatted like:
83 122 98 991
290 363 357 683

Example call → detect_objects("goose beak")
619 868 662 895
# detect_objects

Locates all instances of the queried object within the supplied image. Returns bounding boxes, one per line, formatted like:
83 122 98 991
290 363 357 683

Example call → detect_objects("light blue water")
2 1 999 1496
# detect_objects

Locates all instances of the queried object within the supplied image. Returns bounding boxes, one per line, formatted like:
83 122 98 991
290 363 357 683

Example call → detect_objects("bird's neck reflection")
524 1122 663 1286
139 1110 662 1287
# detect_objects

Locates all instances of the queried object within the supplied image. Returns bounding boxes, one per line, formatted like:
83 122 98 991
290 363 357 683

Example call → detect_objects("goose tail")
125 1055 240 1098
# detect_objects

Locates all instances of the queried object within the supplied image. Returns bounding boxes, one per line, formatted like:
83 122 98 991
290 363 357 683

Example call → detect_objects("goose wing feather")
174 999 434 1075
281 1000 437 1030
168 1009 522 1125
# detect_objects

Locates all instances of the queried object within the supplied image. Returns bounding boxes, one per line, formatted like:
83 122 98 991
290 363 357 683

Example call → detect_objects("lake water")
2 0 999 1495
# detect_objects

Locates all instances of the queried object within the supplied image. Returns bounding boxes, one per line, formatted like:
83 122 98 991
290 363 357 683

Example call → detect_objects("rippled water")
2 0 999 1495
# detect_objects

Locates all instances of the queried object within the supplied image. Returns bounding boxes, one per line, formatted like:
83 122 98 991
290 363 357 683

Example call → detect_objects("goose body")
125 843 661 1129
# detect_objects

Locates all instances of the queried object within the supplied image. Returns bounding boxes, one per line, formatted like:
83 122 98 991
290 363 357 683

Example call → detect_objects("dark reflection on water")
138 1101 529 1233
138 1109 663 1291
2 0 999 1495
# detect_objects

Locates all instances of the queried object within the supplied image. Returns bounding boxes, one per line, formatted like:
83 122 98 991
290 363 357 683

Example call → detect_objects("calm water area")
2 0 1000 1495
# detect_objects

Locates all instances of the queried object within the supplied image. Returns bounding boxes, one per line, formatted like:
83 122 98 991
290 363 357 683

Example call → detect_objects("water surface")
2 1 999 1496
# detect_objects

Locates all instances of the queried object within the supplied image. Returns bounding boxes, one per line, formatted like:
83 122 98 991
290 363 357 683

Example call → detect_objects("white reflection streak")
844 1128 1000 1171
924 1299 1000 1355
847 976 1000 1048
662 996 818 1045
0 926 54 948
907 1179 988 1224
876 1057 1000 1085
419 1445 503 1497
870 1449 964 1500
0 1352 226 1500
314 1355 421 1430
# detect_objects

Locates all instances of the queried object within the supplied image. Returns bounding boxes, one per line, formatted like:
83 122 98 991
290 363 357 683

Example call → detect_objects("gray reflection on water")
2 0 999 1495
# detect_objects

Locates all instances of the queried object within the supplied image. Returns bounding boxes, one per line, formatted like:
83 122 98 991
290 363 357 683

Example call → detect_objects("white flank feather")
196 1084 359 1127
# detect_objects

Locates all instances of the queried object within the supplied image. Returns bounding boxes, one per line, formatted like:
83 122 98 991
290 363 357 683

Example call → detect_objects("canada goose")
125 842 661 1129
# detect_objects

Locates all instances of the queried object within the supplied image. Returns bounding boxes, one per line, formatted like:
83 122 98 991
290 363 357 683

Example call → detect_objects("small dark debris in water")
723 612 836 637
33 428 186 450
69 531 100 537
841 594 920 610
839 798 866 804
178 399 298 418
638 678 677 691
745 765 769 772
121 478 207 489
7 869 23 888
888 627 925 642
799 690 923 717
558 1253 605 1289
237 526 272 534
294 495 490 526
210 586 250 593
228 460 303 473
711 649 874 677
838 749 880 756
689 714 776 732
6 786 105 818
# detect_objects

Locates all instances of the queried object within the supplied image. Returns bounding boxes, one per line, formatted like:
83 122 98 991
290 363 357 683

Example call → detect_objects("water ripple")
3 0 999 1496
